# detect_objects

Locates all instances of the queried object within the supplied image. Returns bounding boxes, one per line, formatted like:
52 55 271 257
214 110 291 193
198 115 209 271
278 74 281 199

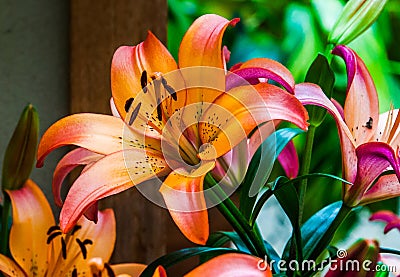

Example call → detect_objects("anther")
164 84 177 101
157 104 162 121
47 231 62 244
47 225 61 235
71 225 82 236
129 102 142 125
72 268 77 277
141 71 148 93
124 97 134 113
76 238 93 260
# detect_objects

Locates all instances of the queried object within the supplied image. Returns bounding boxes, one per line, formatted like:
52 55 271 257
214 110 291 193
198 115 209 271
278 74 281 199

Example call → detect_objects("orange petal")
179 14 239 70
37 114 124 167
159 164 213 245
152 266 167 277
60 149 169 232
53 147 103 207
48 209 116 276
111 32 178 119
111 263 147 277
333 45 379 145
199 83 308 160
185 253 272 277
0 254 26 276
6 180 55 276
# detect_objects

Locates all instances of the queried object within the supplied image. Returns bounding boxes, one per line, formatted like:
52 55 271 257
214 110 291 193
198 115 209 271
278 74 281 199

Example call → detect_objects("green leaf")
240 128 304 220
207 231 251 254
282 201 352 262
2 104 39 190
139 247 242 277
305 54 335 127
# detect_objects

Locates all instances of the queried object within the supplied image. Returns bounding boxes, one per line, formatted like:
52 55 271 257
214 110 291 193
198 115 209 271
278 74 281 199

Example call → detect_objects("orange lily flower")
295 44 400 207
148 253 272 277
37 14 309 245
0 179 139 277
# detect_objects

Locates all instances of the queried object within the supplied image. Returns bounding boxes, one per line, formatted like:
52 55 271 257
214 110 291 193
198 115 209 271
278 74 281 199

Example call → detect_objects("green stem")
0 194 11 255
298 124 316 223
204 174 267 258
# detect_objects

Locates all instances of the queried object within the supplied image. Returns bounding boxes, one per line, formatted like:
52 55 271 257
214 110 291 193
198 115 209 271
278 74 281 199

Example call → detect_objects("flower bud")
326 239 379 277
328 0 388 45
2 104 39 190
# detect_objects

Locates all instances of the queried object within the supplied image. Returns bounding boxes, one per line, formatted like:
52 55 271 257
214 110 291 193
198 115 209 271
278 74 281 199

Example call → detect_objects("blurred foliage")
168 0 400 241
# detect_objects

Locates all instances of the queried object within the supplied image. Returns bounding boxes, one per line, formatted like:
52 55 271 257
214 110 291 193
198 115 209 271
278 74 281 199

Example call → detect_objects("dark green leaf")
240 128 304 220
207 231 251 254
305 54 335 127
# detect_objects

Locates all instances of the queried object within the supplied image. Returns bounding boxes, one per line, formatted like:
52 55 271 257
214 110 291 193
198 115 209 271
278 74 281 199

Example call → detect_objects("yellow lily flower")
37 14 309 245
0 180 138 277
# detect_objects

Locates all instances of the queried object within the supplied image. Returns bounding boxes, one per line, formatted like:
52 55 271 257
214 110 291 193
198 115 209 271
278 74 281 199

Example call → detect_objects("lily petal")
0 254 26 277
111 32 178 118
184 253 272 277
227 58 295 93
332 45 379 145
60 149 169 232
199 83 308 160
369 210 398 223
111 263 147 277
53 147 103 206
295 83 358 184
361 174 400 205
277 141 299 179
345 142 400 206
37 114 124 167
159 164 213 245
6 180 55 276
49 209 116 276
179 14 239 70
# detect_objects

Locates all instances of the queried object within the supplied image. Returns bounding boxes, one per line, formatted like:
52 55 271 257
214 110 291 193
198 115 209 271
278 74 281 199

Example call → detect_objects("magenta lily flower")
370 210 400 234
37 14 309 245
295 44 400 207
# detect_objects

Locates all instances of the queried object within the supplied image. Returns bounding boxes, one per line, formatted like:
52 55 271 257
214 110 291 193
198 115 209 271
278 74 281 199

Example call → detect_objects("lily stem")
298 124 316 224
0 193 11 255
204 174 268 258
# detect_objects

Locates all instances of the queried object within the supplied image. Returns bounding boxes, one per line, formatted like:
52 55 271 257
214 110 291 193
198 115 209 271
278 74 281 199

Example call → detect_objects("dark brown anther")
47 231 62 244
76 238 88 259
161 76 168 86
157 104 162 121
141 71 148 93
47 225 61 235
71 225 82 236
61 237 67 259
129 102 142 125
104 263 116 277
124 97 134 113
164 84 177 101
72 268 77 277
364 117 373 129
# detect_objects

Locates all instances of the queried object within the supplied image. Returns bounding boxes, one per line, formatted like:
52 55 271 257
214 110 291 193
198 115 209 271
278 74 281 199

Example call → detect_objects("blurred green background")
168 0 400 245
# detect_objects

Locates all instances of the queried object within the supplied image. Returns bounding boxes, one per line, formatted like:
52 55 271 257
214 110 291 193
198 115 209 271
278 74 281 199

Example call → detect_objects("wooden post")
70 0 167 263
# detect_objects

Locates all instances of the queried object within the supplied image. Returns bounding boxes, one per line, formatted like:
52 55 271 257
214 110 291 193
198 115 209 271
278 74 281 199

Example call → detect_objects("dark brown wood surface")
70 0 168 263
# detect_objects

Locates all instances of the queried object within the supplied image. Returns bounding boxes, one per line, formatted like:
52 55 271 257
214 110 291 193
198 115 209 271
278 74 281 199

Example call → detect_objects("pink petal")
333 45 379 145
277 141 299 179
295 83 358 183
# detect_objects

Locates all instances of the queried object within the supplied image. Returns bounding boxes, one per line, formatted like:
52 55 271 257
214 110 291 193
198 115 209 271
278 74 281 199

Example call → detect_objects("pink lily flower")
295 44 400 207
